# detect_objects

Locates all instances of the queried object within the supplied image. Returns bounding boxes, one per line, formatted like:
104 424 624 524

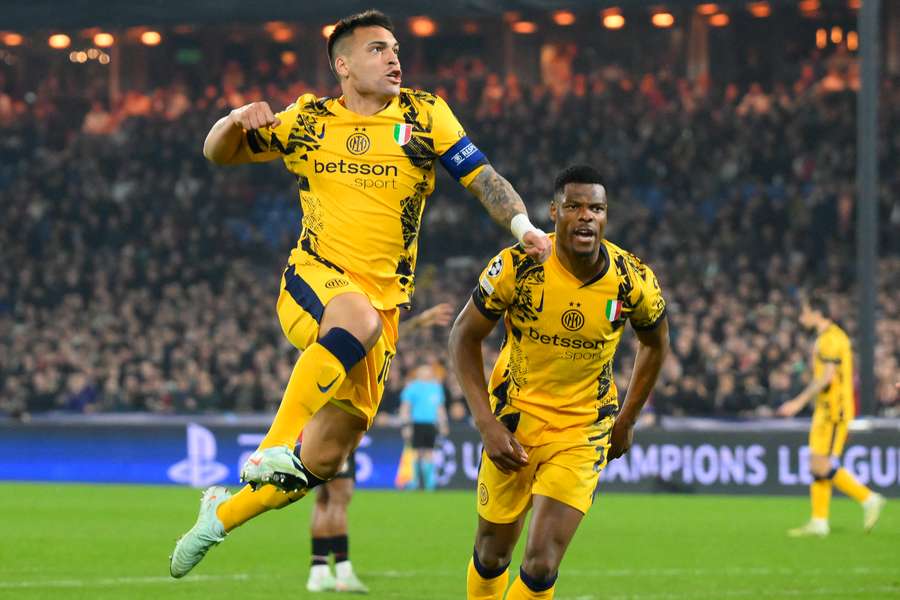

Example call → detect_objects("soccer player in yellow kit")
169 10 551 578
449 166 669 600
778 297 886 537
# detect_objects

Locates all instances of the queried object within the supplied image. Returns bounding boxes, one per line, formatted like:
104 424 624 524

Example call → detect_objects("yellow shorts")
275 253 398 428
476 436 610 523
809 415 849 457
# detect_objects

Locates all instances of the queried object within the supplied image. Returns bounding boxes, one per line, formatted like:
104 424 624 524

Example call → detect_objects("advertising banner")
1 419 898 497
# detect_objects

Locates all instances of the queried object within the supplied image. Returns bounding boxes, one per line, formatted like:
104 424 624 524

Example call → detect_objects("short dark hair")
553 165 605 196
804 295 830 318
327 10 395 76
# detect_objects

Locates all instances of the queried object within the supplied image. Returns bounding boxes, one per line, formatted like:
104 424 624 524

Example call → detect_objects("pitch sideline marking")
0 573 250 589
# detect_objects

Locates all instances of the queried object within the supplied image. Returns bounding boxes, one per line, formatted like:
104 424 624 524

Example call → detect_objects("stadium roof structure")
3 0 855 30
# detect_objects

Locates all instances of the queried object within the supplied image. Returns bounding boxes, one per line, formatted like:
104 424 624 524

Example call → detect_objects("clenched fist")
229 102 281 131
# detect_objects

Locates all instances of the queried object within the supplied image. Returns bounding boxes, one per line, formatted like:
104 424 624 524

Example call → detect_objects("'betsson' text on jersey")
313 159 399 190
527 327 606 361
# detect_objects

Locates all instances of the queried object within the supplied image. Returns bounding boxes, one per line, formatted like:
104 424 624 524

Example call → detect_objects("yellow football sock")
505 575 555 600
833 468 872 503
810 480 832 520
259 343 346 450
467 557 509 600
216 484 307 532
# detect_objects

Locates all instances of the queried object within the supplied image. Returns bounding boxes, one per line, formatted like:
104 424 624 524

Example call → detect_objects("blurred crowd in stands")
1 43 898 421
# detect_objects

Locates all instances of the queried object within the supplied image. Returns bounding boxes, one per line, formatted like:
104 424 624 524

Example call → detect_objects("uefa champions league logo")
167 423 229 487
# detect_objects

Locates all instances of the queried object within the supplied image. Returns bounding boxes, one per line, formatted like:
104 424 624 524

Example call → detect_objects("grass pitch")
0 483 897 599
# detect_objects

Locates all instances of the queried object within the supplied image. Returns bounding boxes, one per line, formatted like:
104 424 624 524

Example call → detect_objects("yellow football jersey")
473 235 667 445
242 88 487 310
812 323 854 422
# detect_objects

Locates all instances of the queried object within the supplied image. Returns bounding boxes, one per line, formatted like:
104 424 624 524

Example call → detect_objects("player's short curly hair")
327 10 395 77
553 165 605 196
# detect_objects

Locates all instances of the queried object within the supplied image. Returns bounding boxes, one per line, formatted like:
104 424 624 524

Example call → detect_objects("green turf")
0 483 897 599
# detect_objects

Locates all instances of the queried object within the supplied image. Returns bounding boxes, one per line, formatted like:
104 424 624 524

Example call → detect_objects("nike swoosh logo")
317 374 340 394
316 124 326 139
535 290 544 313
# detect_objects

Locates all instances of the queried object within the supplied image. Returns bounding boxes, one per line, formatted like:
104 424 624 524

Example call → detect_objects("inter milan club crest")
393 123 412 146
346 128 370 155
605 299 622 321
562 302 585 331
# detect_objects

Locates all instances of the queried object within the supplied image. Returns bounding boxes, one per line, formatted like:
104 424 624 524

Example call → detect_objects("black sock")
330 534 349 563
292 447 329 490
311 536 330 566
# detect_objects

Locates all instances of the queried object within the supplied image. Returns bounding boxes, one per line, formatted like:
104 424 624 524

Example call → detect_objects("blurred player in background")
449 165 669 600
400 363 449 491
778 297 886 537
305 303 453 593
169 8 550 578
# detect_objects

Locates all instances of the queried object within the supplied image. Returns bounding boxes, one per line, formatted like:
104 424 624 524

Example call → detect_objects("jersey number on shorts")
376 350 395 384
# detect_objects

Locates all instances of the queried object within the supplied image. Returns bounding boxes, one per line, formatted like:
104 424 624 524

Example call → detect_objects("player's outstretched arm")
203 102 281 165
777 363 836 417
448 300 529 472
465 166 551 263
609 317 670 460
398 303 453 336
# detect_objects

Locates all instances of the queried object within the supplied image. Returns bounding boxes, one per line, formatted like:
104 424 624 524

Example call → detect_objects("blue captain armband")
439 136 488 181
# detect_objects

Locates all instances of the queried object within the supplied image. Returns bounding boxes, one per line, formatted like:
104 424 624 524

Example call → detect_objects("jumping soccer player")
449 165 669 599
777 297 886 537
169 9 550 578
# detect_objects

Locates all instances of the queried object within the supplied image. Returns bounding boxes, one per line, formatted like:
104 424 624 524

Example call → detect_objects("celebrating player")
777 297 886 537
170 10 550 578
449 165 669 599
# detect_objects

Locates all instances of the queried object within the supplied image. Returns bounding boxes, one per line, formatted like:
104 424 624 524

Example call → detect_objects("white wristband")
510 213 541 244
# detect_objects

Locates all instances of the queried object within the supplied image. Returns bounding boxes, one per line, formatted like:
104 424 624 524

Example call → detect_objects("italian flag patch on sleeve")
605 299 622 321
393 123 412 145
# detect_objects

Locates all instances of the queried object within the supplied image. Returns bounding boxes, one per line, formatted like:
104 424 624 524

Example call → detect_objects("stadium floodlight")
321 24 335 39
3 32 23 46
552 10 576 26
847 30 858 51
409 16 437 37
709 13 730 26
281 50 297 66
799 0 820 13
141 31 162 46
602 8 625 30
272 29 292 43
697 3 719 15
831 26 843 44
93 32 114 47
651 12 675 28
511 20 538 34
747 2 771 18
48 34 71 49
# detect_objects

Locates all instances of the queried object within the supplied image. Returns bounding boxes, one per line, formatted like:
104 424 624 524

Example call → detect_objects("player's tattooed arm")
465 165 528 226
466 166 552 262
